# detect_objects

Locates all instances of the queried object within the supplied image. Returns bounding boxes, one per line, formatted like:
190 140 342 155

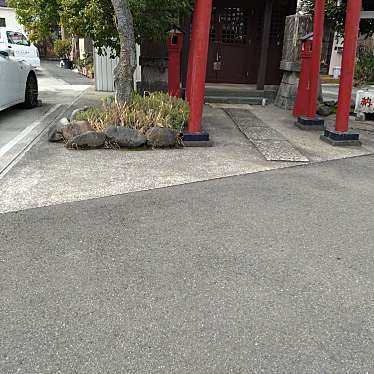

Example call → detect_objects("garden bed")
48 92 189 150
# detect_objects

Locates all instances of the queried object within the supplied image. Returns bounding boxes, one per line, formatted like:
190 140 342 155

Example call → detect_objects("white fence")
94 45 141 92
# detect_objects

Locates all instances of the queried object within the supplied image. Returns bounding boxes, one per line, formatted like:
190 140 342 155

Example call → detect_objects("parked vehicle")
0 27 40 68
0 48 39 111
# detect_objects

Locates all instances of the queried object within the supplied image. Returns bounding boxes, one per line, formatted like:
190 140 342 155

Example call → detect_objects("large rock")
146 127 178 148
66 131 106 149
324 100 337 108
48 117 70 142
70 106 90 122
62 121 94 141
317 105 333 117
104 126 146 148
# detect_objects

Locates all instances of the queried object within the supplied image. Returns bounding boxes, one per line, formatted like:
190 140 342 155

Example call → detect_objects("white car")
0 27 40 68
0 48 39 111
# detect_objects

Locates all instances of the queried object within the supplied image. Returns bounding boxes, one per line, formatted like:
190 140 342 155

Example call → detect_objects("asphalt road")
322 83 374 103
1 155 373 373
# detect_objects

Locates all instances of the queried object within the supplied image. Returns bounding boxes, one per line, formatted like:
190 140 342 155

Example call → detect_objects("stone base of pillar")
320 129 361 146
274 71 300 110
296 116 325 131
182 132 212 147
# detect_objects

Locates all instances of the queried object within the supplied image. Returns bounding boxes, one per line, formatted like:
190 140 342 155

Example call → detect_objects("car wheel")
23 73 38 109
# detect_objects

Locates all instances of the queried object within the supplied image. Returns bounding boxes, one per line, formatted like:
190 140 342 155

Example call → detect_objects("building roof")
0 0 7 7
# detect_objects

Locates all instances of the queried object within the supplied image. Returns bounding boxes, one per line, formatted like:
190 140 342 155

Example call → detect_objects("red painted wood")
167 32 184 98
335 0 362 132
306 0 325 118
186 0 213 133
293 40 313 117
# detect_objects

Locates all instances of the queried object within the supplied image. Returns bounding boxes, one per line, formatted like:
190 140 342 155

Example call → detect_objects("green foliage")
75 53 93 68
299 0 374 37
8 0 62 41
354 46 374 86
75 92 189 132
9 0 193 54
53 39 72 58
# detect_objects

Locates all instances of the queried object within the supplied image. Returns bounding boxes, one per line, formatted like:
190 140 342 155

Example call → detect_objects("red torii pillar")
183 0 212 145
295 0 325 130
321 0 362 146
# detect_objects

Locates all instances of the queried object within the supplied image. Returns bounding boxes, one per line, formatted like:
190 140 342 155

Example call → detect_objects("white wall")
0 7 25 32
328 34 343 76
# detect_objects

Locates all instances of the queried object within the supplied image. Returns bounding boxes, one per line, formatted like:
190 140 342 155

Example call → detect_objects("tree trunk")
111 0 136 104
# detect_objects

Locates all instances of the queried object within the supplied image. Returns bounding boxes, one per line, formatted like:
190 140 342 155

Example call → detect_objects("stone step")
205 88 277 100
205 96 268 105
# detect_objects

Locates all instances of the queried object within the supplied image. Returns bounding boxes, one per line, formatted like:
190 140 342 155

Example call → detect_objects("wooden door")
206 0 260 84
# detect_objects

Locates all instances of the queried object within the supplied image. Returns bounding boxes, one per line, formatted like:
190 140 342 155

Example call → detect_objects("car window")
7 31 29 46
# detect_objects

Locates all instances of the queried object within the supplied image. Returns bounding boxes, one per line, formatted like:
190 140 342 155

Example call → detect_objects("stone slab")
225 109 268 127
235 117 268 128
241 127 285 141
252 140 309 162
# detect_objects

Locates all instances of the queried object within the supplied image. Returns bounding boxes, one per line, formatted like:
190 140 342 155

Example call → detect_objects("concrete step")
204 96 268 105
205 87 276 98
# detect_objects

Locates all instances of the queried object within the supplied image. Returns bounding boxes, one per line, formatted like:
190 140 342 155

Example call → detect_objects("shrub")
53 39 72 59
76 92 189 132
354 46 374 87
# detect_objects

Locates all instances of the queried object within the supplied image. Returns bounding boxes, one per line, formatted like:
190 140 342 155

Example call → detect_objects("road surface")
1 155 373 373
0 60 92 174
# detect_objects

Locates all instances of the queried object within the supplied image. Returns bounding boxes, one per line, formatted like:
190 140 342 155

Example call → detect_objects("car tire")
23 73 38 109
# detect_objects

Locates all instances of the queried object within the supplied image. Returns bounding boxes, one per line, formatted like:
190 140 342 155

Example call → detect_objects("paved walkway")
1 90 374 214
225 108 309 162
0 60 92 176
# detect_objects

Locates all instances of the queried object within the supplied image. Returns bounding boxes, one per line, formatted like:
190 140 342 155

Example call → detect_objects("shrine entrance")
206 0 259 83
206 0 296 86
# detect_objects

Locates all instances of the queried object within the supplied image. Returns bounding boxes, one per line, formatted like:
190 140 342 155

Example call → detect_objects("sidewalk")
1 88 374 214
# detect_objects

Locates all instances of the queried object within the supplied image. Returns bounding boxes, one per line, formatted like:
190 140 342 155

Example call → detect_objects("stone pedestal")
275 70 300 110
275 15 313 110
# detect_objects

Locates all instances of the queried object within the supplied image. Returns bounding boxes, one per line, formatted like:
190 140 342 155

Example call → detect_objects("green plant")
299 0 374 38
354 46 374 87
53 39 72 59
75 92 189 132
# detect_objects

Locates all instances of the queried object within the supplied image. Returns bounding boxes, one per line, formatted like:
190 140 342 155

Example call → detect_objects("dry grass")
76 92 189 133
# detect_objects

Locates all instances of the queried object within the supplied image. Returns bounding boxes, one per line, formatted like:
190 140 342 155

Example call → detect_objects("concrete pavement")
0 60 92 175
1 155 374 373
2 89 374 213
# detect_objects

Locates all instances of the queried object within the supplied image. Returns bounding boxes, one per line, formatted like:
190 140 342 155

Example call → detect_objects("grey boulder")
324 100 337 108
62 121 94 141
146 128 178 148
48 117 70 142
66 131 106 149
317 105 333 117
104 126 146 148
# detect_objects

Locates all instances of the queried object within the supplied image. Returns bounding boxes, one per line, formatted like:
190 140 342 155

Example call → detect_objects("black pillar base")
182 132 212 147
296 116 325 131
320 129 361 147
